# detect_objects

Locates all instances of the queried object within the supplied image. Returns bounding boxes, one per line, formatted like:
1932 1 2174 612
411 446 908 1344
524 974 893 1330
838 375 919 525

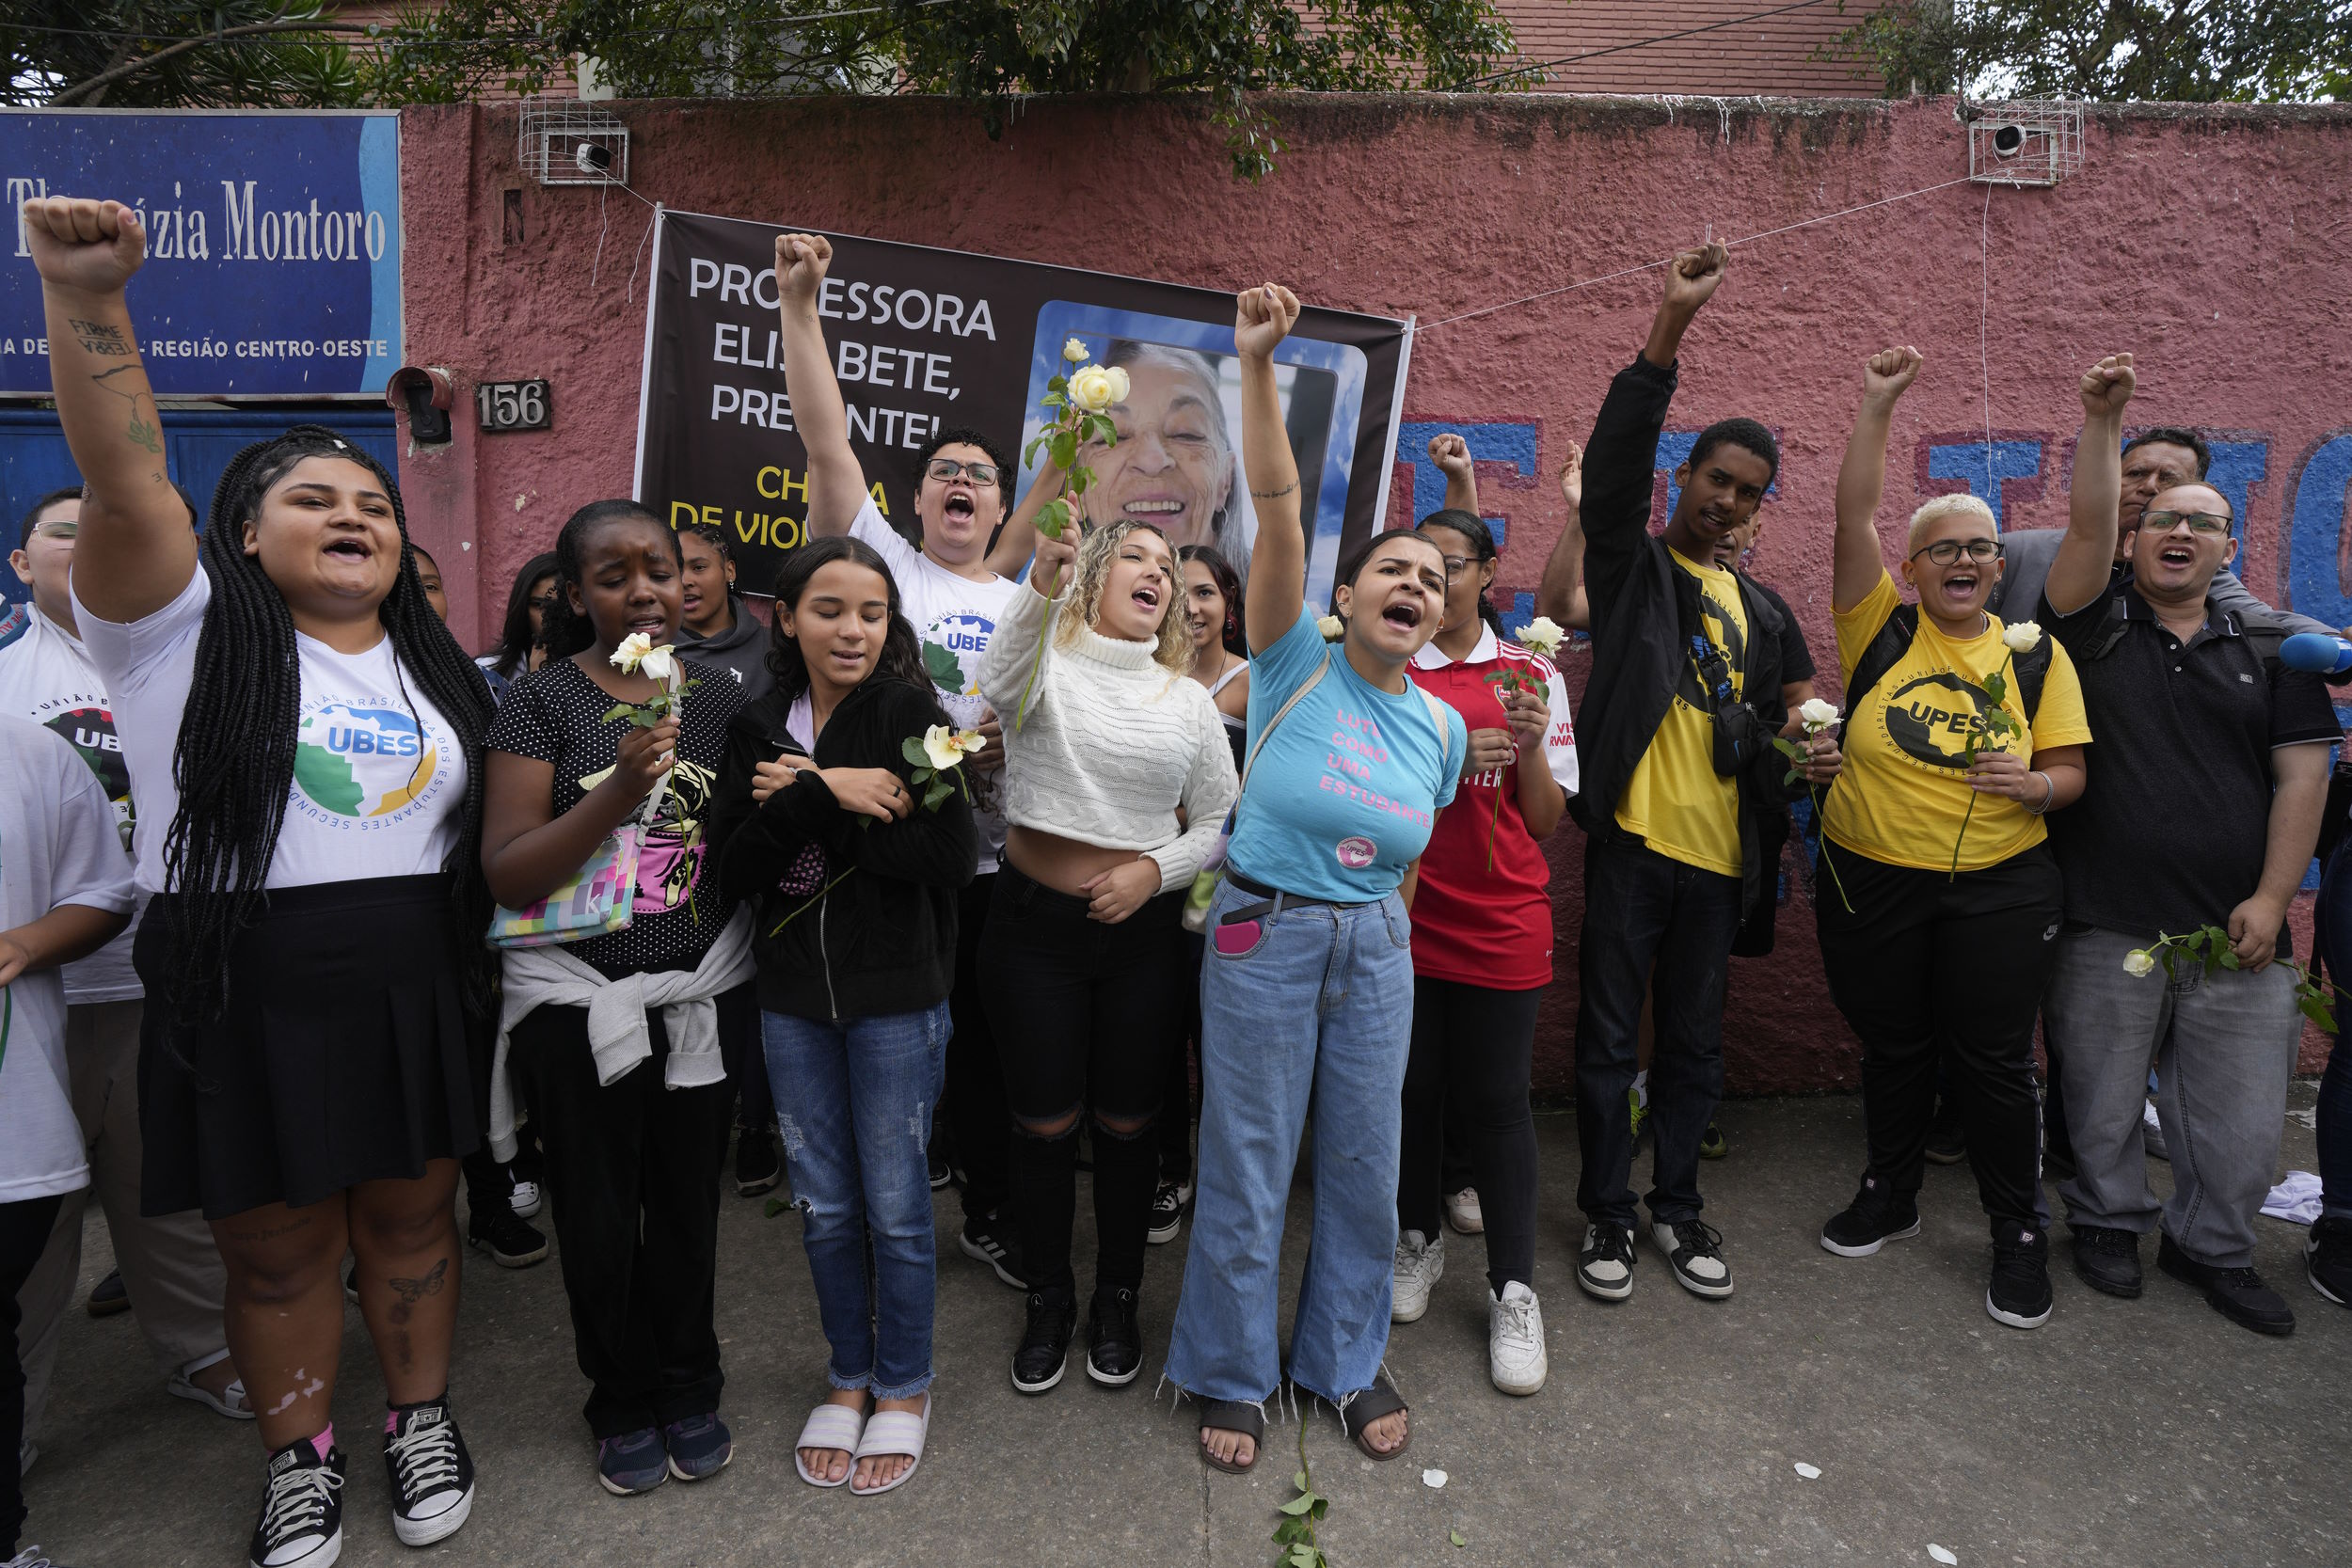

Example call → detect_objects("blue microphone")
2280 632 2352 675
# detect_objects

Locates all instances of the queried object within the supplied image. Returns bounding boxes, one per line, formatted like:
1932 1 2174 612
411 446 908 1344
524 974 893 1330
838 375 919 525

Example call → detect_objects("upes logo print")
290 699 448 826
1882 672 2011 771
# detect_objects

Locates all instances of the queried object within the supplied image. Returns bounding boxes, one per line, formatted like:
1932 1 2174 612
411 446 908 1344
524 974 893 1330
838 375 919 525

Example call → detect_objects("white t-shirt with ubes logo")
72 569 468 896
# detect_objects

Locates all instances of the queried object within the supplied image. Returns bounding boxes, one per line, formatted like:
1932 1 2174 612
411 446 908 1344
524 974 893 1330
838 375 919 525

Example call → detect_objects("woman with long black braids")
28 198 491 1567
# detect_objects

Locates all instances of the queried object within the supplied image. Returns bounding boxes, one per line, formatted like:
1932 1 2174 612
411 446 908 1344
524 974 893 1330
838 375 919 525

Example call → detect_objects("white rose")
637 643 677 684
2122 949 2155 978
1316 614 1345 642
1062 336 1089 364
2002 621 2042 653
1518 615 1566 657
1798 697 1842 731
1104 366 1129 404
610 631 653 673
1068 364 1120 414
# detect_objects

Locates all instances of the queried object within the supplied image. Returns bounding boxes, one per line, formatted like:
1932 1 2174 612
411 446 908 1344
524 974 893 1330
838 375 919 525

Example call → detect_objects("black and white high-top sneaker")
383 1400 476 1546
248 1435 344 1568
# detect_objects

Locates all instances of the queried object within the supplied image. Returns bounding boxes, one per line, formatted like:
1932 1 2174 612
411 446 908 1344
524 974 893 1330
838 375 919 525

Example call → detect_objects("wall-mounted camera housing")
386 365 454 445
1968 103 2084 188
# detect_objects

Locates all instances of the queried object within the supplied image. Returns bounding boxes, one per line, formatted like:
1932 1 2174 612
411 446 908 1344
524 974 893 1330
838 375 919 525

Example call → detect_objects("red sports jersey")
1406 628 1579 990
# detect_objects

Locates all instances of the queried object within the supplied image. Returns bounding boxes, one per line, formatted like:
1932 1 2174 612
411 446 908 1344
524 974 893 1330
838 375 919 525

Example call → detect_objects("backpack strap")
1239 652 1328 789
1843 602 1918 713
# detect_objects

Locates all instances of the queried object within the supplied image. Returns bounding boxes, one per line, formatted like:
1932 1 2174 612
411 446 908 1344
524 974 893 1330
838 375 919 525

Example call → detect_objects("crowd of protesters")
3 196 2345 1568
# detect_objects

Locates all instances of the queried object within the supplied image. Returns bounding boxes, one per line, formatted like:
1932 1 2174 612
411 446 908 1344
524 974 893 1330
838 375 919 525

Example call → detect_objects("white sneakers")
1444 1187 1485 1234
1391 1229 1446 1322
1488 1282 1548 1395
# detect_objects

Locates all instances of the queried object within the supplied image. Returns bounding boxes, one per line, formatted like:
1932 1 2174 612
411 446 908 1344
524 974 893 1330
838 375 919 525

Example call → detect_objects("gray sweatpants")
2043 926 2298 1269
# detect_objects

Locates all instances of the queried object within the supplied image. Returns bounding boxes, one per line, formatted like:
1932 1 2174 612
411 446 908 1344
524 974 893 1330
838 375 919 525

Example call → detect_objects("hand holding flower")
2225 892 2287 972
612 717 679 801
1963 748 2036 800
2127 921 2332 1028
1501 684 1549 753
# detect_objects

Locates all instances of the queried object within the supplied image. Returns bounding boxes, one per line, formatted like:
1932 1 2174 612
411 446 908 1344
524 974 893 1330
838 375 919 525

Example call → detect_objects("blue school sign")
1 110 400 397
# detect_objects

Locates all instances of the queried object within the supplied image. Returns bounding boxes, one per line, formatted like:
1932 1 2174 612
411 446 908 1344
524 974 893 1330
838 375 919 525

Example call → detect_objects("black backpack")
1841 603 2056 735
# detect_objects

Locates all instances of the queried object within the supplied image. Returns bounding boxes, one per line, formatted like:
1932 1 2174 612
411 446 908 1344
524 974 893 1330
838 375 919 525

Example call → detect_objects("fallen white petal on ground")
1929 1546 1959 1565
1422 1468 1449 1489
1793 1463 1822 1480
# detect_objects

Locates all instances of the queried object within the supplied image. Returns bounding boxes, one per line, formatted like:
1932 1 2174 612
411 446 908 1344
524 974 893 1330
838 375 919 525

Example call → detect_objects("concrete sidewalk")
24 1088 2346 1568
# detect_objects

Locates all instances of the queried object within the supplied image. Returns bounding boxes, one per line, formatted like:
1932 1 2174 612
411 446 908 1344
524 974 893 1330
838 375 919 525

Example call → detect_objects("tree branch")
51 18 378 106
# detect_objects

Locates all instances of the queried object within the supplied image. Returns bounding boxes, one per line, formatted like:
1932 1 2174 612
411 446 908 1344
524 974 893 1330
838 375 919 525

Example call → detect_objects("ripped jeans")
761 1002 951 1402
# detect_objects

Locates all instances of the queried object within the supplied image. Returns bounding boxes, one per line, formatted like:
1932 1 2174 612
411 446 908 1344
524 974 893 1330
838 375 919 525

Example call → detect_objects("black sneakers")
1147 1180 1190 1244
2158 1232 2296 1336
2068 1224 2143 1298
1086 1287 1143 1386
735 1127 783 1197
384 1399 476 1546
1820 1175 1920 1258
959 1212 1028 1290
467 1206 549 1269
248 1434 343 1568
1575 1223 1636 1302
2311 1216 2352 1307
1986 1226 2055 1329
1011 1289 1077 1394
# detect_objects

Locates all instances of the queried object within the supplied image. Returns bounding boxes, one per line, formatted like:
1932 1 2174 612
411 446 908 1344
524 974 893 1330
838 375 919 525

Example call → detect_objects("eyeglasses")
926 458 999 487
1908 538 2003 565
1439 555 1479 578
2137 509 2232 537
32 520 77 541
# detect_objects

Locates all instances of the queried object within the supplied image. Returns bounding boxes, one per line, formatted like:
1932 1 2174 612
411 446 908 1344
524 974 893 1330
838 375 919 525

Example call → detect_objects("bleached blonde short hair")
1906 493 1997 552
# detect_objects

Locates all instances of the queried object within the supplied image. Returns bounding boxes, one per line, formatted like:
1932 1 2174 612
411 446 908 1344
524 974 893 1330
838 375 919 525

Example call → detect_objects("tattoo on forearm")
89 364 163 455
1249 481 1299 500
67 317 131 356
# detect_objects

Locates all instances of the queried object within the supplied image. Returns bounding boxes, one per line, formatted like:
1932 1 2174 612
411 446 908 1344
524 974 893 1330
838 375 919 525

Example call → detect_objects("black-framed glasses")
927 458 999 487
2137 509 2232 537
1909 538 2003 566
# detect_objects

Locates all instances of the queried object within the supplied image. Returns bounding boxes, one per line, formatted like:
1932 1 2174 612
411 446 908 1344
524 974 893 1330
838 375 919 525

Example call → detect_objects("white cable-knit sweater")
977 582 1239 891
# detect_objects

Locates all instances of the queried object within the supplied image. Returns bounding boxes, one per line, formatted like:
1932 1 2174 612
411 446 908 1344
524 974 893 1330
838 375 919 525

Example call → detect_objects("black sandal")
1198 1399 1265 1474
1341 1373 1410 1462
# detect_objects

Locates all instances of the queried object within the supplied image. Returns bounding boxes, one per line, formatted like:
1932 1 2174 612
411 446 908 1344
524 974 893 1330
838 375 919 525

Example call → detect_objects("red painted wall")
395 93 2352 1093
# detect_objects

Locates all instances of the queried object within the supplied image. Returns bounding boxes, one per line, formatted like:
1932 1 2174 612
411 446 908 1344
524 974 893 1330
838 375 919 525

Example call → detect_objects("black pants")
1160 932 1207 1183
1817 839 2058 1237
1440 1095 1474 1196
4 1192 65 1556
979 863 1186 1297
1400 976 1543 1291
1575 835 1742 1227
946 872 1014 1223
509 983 749 1438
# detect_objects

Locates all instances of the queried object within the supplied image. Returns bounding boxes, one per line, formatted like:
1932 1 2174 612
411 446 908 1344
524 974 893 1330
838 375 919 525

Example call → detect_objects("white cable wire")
1979 181 1995 499
1412 175 1979 338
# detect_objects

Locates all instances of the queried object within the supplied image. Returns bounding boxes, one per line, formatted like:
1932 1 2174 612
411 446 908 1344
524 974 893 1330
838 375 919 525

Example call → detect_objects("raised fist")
1428 433 1472 483
1661 244 1729 315
772 232 832 306
2079 353 2136 418
1233 282 1299 359
1862 345 1923 403
22 197 147 296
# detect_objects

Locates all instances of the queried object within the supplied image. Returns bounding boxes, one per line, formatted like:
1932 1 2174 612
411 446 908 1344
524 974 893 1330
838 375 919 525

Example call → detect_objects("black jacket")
710 676 977 1021
1570 352 1799 911
679 592 775 702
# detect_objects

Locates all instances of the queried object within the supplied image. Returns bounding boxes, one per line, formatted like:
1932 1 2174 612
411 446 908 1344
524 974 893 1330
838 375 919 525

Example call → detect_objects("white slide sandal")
792 1402 868 1488
849 1392 931 1497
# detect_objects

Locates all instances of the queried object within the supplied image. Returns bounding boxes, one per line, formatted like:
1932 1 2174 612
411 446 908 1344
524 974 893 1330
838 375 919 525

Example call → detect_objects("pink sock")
311 1422 336 1457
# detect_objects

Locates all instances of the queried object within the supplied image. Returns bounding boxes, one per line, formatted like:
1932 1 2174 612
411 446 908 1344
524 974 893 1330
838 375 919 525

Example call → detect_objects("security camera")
575 142 613 176
1991 124 2026 156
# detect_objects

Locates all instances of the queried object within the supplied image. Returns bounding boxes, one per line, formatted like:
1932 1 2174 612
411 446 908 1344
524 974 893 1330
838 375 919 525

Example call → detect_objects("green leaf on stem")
925 779 953 811
599 702 634 724
2217 949 2240 971
1025 433 1048 467
902 736 930 766
1272 1516 1311 1546
763 1196 788 1218
1051 429 1078 471
1278 1494 1317 1516
1047 373 1068 394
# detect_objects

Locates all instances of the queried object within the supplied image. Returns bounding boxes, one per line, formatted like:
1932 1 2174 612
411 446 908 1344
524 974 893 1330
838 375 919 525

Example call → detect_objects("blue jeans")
761 1003 951 1402
1165 879 1416 1407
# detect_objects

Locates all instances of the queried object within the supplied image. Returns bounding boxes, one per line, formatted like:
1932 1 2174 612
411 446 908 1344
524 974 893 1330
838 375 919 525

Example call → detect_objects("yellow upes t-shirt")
1823 570 2093 873
1615 547 1747 878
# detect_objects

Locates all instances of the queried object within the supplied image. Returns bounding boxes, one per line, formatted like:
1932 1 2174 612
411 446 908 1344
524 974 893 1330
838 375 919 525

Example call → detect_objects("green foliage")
1824 0 2351 103
1272 1424 1331 1568
2136 925 2337 1031
13 1 1519 181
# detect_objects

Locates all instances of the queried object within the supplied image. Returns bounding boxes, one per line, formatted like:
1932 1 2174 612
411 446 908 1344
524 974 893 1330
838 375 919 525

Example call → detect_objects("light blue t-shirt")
1227 606 1467 903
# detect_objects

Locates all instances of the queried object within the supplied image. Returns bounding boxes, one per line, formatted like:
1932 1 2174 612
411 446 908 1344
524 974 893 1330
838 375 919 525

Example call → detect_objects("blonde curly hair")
1053 518 1196 676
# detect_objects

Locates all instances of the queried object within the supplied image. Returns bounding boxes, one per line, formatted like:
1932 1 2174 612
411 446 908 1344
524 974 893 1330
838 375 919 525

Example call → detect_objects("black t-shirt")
2048 584 2341 942
1746 576 1817 688
487 655 748 976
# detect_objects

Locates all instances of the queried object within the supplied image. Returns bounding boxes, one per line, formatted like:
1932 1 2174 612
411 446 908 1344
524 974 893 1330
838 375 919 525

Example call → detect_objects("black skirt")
136 874 483 1220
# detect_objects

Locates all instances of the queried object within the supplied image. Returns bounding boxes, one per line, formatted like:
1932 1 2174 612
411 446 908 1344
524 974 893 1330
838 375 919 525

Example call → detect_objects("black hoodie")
710 676 977 1021
678 591 775 702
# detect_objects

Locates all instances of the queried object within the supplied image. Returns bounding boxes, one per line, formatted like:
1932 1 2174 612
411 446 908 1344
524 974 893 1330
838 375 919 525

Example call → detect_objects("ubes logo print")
291 700 445 824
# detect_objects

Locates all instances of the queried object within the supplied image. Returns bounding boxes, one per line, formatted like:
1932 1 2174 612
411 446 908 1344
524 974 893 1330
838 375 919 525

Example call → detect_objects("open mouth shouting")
323 536 373 565
2153 539 2197 572
1380 598 1424 633
941 488 977 527
1131 580 1163 615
